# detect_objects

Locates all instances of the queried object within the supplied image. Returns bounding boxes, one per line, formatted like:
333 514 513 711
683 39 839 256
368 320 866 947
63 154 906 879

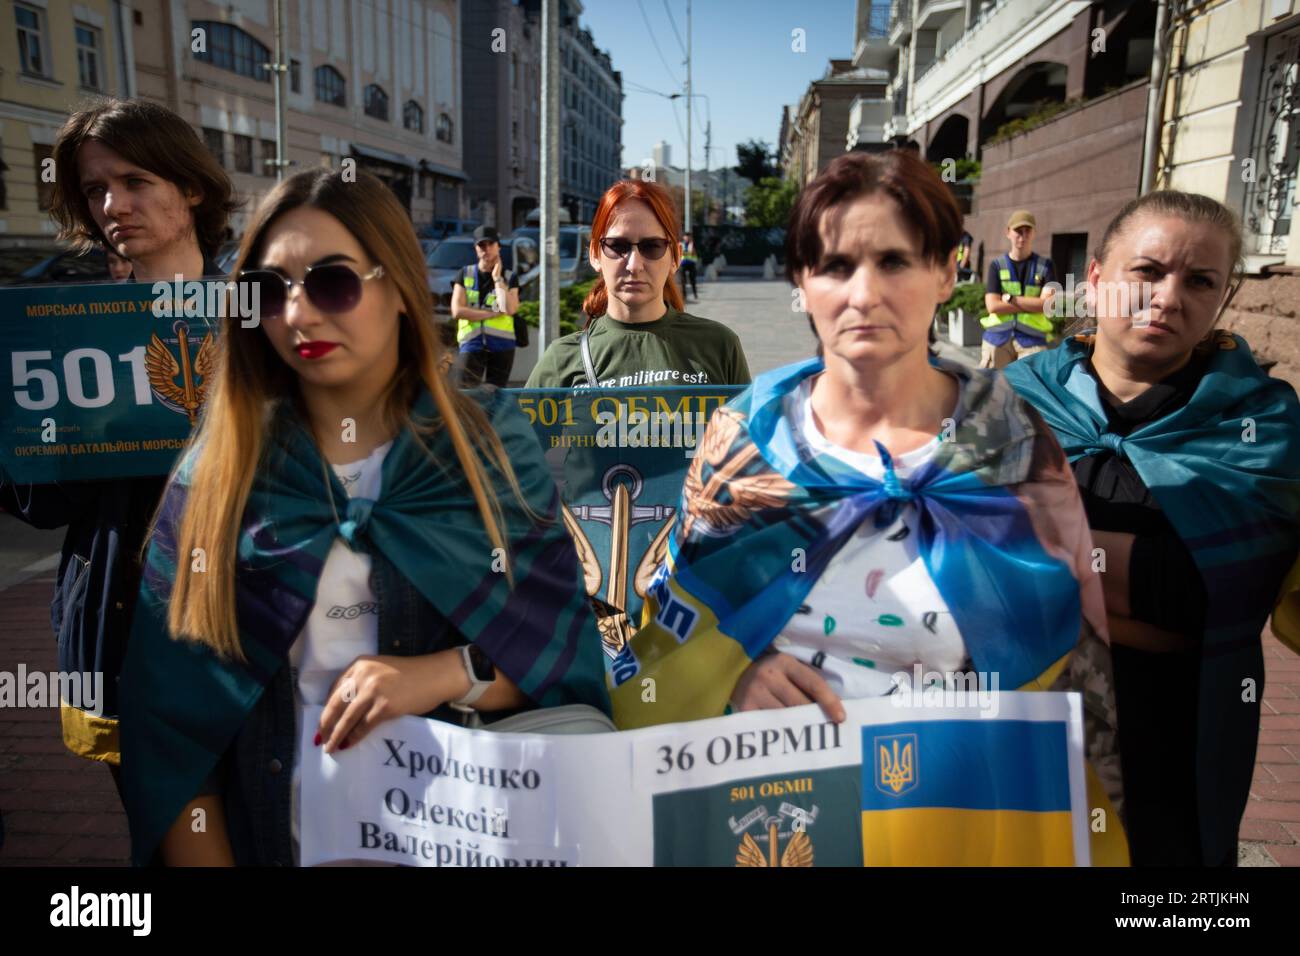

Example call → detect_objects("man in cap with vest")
452 224 520 387
980 210 1057 368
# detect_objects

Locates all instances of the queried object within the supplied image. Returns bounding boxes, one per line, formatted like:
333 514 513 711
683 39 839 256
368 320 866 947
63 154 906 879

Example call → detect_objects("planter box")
948 308 983 348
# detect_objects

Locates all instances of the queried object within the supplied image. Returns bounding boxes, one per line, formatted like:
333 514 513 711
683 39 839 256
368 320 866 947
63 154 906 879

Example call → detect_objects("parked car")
0 247 53 283
510 225 592 288
426 235 540 317
5 249 109 285
524 207 572 226
420 218 481 241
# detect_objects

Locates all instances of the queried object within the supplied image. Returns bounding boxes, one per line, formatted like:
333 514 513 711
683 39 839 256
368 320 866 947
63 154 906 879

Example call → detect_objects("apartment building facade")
461 0 621 230
555 0 621 223
2 0 133 246
1159 0 1300 386
133 0 467 237
462 0 541 231
880 0 1156 281
781 58 890 187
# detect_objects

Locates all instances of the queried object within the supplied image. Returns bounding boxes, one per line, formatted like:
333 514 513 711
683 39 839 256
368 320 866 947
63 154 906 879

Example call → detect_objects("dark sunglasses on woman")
238 263 385 319
599 237 672 261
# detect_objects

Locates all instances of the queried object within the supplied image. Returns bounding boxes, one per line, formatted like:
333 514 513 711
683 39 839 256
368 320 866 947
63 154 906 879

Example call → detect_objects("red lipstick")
296 341 339 359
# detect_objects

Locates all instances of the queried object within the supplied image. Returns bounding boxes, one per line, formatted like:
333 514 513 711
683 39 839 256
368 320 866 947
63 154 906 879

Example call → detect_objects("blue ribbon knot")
1099 432 1126 458
337 497 374 547
874 440 914 502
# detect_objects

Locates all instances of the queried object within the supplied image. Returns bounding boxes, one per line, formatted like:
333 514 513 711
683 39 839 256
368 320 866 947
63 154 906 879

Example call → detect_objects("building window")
192 20 271 82
33 144 53 210
403 100 424 134
289 58 300 93
76 24 102 89
364 84 389 121
436 113 453 144
233 134 254 174
260 139 277 176
202 127 225 167
314 65 345 106
15 3 46 76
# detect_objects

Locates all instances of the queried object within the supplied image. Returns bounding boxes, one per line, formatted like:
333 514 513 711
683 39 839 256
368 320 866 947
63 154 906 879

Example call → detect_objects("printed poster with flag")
300 693 1094 867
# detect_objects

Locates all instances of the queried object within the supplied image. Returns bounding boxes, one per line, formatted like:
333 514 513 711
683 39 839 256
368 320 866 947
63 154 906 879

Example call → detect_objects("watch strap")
451 644 493 709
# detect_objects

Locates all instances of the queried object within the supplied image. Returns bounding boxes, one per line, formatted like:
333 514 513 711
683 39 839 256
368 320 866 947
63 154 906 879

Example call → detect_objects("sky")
576 0 859 174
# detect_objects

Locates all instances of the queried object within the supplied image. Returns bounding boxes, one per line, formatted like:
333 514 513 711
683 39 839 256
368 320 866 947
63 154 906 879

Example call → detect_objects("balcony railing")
868 2 891 37
888 0 912 44
911 0 1053 107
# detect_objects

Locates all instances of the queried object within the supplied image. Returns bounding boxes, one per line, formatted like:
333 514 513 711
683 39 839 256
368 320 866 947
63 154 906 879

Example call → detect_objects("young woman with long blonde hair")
119 168 607 866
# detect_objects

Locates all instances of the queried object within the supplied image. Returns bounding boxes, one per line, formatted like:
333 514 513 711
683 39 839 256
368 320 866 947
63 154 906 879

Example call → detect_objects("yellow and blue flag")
862 720 1076 866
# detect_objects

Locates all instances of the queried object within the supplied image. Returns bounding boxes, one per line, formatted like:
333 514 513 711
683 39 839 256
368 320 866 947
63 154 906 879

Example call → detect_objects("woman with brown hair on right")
525 179 750 389
1006 192 1300 866
118 168 607 866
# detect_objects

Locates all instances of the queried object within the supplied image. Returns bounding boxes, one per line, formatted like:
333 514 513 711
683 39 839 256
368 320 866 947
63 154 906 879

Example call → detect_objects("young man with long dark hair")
0 98 235 786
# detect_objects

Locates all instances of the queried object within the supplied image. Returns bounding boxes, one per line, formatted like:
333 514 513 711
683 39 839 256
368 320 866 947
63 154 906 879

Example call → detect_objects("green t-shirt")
525 308 752 389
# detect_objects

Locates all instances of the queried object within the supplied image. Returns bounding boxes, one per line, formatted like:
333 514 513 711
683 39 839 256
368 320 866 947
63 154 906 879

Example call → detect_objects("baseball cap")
473 225 500 243
1007 210 1036 230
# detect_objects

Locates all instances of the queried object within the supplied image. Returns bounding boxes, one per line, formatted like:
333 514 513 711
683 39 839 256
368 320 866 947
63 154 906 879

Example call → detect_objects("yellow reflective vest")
456 266 516 348
980 253 1053 337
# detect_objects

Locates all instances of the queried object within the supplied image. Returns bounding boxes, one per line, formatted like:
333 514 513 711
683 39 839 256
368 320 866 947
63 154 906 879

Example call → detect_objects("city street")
2 275 1298 866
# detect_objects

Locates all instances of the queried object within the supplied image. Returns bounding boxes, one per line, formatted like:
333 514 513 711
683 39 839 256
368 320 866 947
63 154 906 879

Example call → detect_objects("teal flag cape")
120 385 608 864
1005 331 1300 863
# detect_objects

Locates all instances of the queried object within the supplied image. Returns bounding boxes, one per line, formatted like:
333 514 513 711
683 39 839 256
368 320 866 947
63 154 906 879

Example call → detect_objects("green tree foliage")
743 177 798 228
735 139 778 184
514 278 599 337
940 281 987 318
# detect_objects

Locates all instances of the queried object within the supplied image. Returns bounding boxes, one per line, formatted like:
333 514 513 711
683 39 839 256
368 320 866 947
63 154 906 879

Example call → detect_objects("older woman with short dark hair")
610 150 1128 865
1006 192 1300 866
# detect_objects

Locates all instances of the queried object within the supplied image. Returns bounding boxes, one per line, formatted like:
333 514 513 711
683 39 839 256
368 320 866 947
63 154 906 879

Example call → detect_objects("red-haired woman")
525 180 750 389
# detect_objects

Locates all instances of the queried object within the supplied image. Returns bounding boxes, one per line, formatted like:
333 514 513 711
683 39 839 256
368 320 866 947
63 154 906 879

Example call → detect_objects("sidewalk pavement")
686 274 981 376
1 571 130 866
1 276 1295 866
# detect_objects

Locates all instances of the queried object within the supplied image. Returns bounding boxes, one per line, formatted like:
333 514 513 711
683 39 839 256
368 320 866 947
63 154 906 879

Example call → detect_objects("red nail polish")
313 732 322 747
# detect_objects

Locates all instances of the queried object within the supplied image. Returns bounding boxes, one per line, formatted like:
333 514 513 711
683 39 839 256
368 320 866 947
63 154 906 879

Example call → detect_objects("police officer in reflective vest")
452 224 520 387
980 210 1057 369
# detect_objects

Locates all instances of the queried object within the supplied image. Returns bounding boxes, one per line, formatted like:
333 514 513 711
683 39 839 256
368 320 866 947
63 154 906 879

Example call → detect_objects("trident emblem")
145 320 215 424
562 464 675 657
875 734 918 796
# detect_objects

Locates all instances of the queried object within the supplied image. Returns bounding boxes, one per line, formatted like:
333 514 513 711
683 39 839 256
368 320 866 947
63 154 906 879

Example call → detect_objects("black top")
1070 350 1211 636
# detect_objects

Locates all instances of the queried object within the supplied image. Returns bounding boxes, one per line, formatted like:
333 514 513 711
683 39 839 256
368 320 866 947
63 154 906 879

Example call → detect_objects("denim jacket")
214 544 518 866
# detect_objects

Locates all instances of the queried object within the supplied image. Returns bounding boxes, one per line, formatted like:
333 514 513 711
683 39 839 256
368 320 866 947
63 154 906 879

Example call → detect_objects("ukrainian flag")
861 720 1077 866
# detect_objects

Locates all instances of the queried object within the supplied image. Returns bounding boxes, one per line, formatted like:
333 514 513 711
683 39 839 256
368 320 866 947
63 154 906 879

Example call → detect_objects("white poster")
299 692 1090 867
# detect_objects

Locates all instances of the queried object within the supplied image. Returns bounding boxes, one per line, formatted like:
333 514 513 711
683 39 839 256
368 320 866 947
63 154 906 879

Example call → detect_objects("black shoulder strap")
579 321 599 388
